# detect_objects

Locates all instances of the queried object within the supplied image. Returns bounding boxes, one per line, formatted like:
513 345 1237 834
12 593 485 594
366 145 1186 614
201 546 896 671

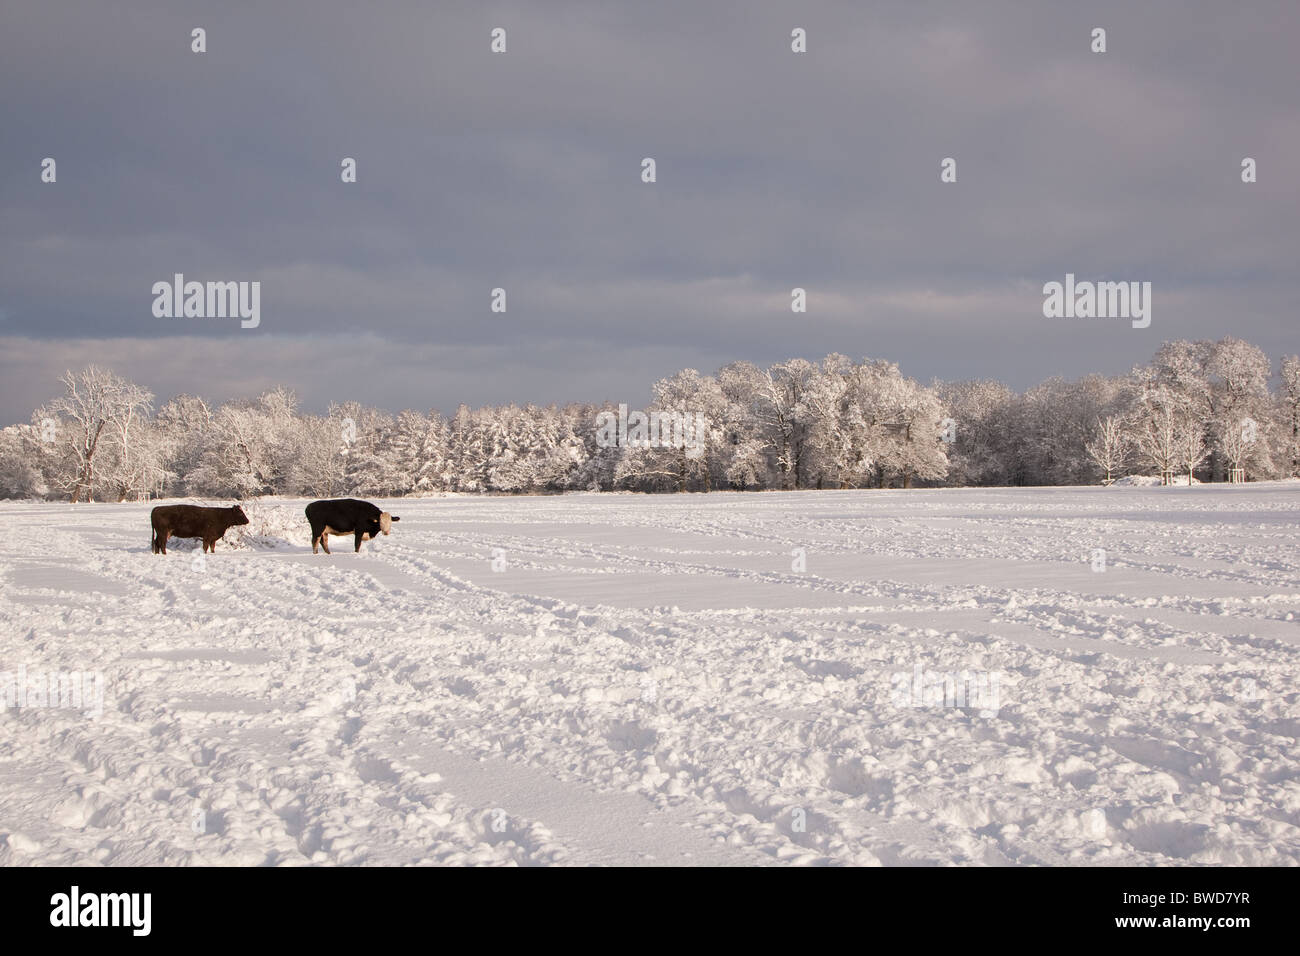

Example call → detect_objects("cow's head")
230 505 250 526
379 512 399 535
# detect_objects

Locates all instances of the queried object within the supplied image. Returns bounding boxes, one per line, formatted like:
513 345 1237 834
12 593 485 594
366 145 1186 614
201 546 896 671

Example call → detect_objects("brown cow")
151 504 249 554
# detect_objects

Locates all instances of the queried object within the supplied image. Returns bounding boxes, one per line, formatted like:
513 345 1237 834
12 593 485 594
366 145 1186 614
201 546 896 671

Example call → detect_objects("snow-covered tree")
1278 355 1300 478
382 409 448 494
628 370 725 492
7 337 1299 498
99 381 160 501
1205 338 1272 480
39 366 153 502
801 355 870 489
1085 415 1130 484
936 380 1018 487
0 425 47 499
187 389 299 497
155 394 212 495
1133 385 1190 484
755 359 817 490
714 361 772 489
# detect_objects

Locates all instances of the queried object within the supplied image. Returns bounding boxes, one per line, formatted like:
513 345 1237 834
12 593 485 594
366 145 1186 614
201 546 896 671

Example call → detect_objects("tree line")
1 336 1296 501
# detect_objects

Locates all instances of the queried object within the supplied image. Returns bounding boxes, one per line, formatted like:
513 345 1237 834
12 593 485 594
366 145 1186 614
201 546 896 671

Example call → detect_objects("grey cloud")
1 0 1296 422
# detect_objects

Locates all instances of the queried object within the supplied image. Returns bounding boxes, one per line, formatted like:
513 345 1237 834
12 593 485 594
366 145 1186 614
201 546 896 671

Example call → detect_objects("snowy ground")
1 484 1298 866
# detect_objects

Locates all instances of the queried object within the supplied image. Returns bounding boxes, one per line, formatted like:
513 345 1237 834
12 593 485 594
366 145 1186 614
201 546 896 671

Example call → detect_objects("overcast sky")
1 0 1297 422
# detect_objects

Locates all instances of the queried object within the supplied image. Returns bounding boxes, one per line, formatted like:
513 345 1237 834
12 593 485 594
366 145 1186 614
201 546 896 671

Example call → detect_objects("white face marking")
379 512 392 535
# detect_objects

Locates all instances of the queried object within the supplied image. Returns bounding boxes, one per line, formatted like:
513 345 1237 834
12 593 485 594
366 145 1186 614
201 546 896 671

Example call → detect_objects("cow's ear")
392 516 400 522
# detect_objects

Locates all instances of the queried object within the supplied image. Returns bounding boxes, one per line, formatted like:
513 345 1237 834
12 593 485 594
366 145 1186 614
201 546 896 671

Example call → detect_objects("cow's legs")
159 531 169 555
354 531 365 552
321 532 331 555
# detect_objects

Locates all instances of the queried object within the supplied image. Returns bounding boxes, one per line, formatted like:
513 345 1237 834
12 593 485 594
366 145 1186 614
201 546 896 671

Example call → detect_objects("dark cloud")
2 0 1297 421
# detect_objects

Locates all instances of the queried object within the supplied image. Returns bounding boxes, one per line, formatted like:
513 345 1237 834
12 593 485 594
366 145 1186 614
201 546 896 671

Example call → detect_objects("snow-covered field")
1 485 1298 866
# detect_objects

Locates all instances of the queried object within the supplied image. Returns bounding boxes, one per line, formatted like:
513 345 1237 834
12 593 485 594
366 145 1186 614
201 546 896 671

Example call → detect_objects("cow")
151 504 249 554
305 498 399 554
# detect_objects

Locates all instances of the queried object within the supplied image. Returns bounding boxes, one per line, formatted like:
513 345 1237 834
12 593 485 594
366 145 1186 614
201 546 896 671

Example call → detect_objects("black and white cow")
305 498 399 554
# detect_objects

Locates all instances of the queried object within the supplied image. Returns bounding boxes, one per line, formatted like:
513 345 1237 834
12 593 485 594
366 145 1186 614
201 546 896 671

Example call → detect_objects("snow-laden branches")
3 336 1297 500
